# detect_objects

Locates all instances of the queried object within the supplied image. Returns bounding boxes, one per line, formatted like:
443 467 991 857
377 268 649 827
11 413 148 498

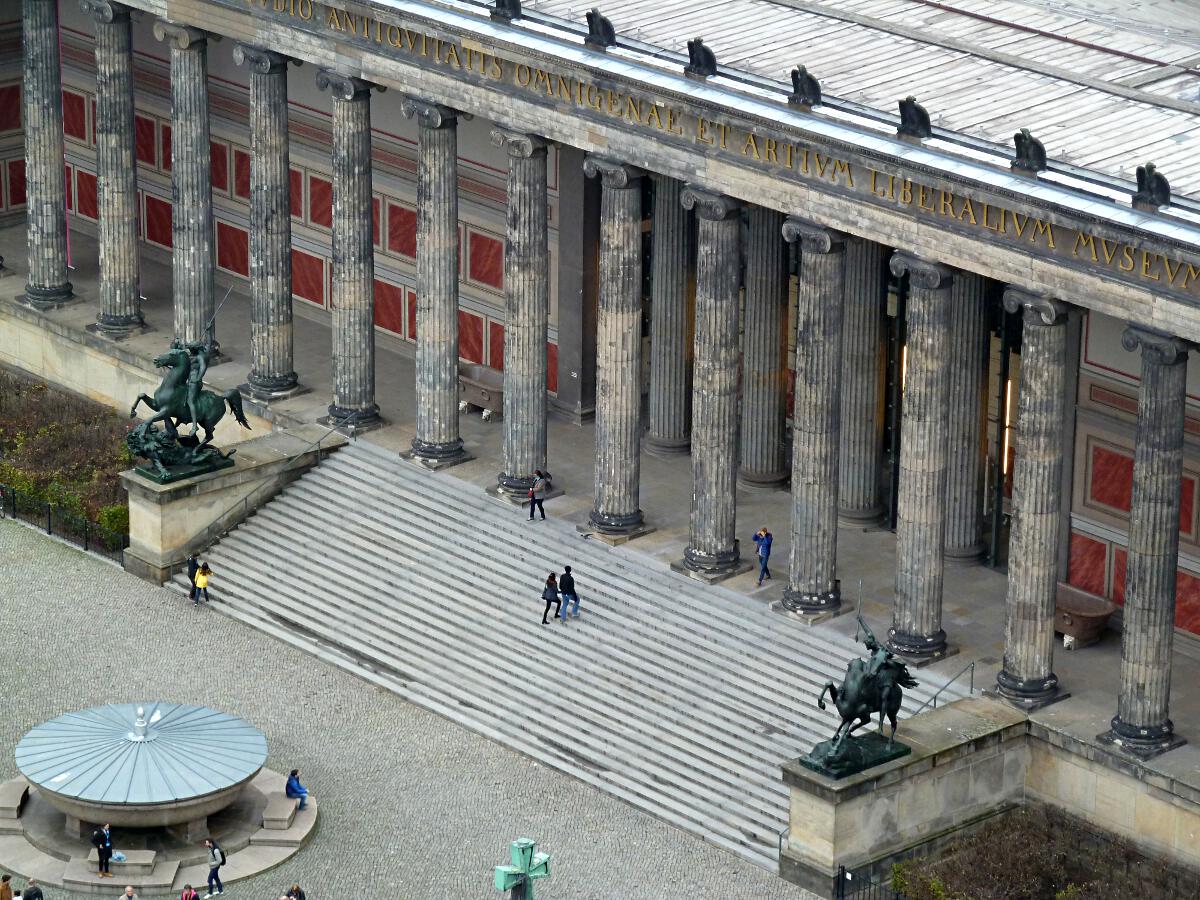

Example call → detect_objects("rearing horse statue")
817 615 918 752
130 345 250 456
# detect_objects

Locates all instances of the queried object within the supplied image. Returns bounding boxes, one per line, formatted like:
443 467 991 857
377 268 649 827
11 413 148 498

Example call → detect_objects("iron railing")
0 482 128 564
836 865 912 899
911 660 976 717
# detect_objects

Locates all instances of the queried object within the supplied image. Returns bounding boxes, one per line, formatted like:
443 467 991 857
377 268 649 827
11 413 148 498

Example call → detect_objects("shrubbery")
0 369 134 532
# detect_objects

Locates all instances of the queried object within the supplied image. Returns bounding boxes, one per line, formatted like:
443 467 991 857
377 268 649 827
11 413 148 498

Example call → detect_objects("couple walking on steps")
187 555 213 605
541 566 581 624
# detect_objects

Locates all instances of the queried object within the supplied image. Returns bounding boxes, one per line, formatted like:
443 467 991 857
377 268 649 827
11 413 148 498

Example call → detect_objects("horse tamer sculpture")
126 341 250 480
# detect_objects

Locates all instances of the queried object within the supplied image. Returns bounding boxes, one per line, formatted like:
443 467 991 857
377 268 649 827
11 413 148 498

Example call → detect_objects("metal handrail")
910 660 976 717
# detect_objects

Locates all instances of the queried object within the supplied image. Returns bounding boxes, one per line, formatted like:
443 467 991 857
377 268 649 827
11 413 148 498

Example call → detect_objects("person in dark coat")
285 769 308 811
22 879 44 900
752 527 773 587
541 573 561 625
91 823 114 878
187 555 200 601
559 566 580 620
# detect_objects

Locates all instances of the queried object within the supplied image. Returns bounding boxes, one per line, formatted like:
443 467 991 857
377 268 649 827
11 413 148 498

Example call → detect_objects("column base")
88 311 146 340
240 373 308 403
401 439 474 471
989 669 1069 711
22 281 75 308
496 471 537 495
576 520 657 546
319 404 384 435
944 542 986 566
671 541 752 584
782 580 842 614
737 468 789 490
838 504 884 526
643 434 690 457
770 598 854 626
886 627 956 665
587 508 645 534
1097 716 1188 760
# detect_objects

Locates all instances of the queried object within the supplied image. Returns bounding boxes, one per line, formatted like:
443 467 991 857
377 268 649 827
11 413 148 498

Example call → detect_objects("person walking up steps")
528 470 549 521
559 566 580 620
194 563 212 605
753 527 773 587
187 554 200 602
541 573 561 624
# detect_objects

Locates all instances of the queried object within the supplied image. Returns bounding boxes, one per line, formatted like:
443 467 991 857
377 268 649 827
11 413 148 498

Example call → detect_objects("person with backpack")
528 470 549 521
194 563 212 605
91 822 114 878
541 573 561 625
203 839 225 897
559 566 580 620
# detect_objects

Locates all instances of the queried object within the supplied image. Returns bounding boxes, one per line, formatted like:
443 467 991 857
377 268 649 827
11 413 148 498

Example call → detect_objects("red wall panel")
407 290 417 340
6 159 25 207
62 90 86 141
291 249 324 306
373 197 381 247
489 321 504 371
289 168 303 218
161 124 172 172
64 164 72 211
0 85 19 132
1176 571 1200 633
546 342 558 392
144 195 172 247
1067 532 1107 599
1112 547 1127 606
374 280 404 334
234 149 250 199
75 169 98 220
216 222 249 276
134 115 156 166
386 202 416 258
1089 445 1133 513
308 176 332 228
459 310 484 364
468 232 504 289
210 141 229 193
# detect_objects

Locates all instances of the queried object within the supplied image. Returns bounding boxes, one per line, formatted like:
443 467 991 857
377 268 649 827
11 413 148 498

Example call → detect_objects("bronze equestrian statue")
817 614 918 754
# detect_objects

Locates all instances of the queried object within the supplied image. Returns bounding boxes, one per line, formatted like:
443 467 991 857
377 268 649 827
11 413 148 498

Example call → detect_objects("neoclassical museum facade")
6 0 1200 767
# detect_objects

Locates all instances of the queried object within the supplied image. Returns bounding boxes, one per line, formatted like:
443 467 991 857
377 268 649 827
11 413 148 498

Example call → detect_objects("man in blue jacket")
753 527 773 587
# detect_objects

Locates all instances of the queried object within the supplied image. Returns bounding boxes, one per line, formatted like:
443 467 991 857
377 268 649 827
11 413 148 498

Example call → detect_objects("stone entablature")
118 0 1200 340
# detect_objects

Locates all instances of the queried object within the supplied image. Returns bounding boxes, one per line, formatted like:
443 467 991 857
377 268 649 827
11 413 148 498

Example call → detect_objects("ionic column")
317 71 382 431
645 174 692 455
782 219 846 612
233 45 301 400
82 0 141 335
492 129 549 494
739 207 788 488
1102 327 1191 758
22 0 73 305
944 273 989 563
403 98 469 465
888 253 955 660
585 156 645 533
678 187 742 577
839 237 888 522
996 290 1069 708
153 22 216 348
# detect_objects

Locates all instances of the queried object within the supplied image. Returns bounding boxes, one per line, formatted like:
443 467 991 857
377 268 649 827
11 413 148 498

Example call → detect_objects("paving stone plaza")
0 520 817 899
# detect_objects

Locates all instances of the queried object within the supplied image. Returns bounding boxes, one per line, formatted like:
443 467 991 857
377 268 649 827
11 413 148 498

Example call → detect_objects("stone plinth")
120 425 345 582
779 698 1027 898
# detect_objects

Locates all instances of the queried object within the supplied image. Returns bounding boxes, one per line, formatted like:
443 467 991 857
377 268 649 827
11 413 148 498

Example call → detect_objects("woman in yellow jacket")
193 564 211 605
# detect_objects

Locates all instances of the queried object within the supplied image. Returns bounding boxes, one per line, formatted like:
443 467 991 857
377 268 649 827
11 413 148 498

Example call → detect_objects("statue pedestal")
120 425 346 583
779 698 1027 899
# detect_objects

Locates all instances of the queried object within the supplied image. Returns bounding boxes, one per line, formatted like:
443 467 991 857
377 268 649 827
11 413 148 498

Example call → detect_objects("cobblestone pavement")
0 521 817 900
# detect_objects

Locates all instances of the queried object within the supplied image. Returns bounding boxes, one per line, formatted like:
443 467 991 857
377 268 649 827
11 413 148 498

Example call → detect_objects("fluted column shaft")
493 129 549 493
944 273 990 562
996 291 1069 707
235 45 299 399
318 71 380 429
839 238 888 521
84 0 141 334
586 157 644 532
22 0 73 304
407 99 466 462
645 175 692 455
1106 327 1191 757
680 187 742 575
888 253 955 659
154 22 215 347
783 219 847 612
739 207 788 487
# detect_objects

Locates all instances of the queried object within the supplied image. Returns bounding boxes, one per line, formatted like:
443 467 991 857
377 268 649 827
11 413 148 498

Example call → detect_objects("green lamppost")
493 838 551 899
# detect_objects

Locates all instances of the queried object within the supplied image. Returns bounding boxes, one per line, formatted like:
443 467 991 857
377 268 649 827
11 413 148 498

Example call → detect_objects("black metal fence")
0 483 128 564
836 866 911 900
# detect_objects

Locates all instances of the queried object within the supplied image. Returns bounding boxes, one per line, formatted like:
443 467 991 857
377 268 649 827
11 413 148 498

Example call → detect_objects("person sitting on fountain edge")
285 769 308 811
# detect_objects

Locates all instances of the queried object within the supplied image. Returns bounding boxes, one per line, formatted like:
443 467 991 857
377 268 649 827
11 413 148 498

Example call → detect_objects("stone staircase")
167 440 968 871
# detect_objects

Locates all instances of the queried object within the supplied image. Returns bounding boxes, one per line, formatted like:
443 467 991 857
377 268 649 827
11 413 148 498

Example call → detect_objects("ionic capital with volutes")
781 217 846 254
402 97 463 129
582 155 644 190
1002 287 1069 327
680 185 741 221
490 128 547 159
152 20 215 50
233 44 299 74
1122 325 1193 367
79 0 129 24
889 251 955 291
315 69 383 102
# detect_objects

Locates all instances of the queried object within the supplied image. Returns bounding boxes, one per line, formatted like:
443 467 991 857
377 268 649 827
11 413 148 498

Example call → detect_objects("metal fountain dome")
15 702 267 826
